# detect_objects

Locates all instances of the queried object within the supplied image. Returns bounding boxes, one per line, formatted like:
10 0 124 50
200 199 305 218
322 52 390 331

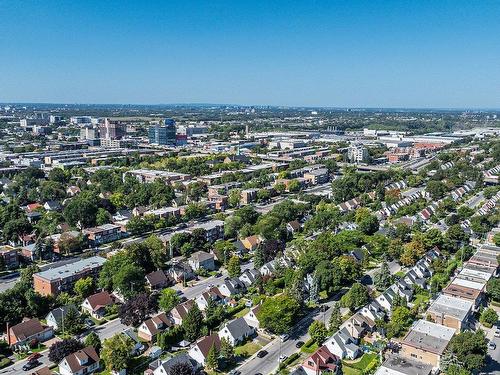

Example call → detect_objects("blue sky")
1 0 499 108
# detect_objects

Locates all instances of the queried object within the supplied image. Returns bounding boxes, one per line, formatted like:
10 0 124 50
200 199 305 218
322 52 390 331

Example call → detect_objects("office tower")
148 118 176 145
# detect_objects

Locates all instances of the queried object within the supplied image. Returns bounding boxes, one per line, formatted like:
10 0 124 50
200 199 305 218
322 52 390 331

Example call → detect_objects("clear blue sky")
1 0 499 108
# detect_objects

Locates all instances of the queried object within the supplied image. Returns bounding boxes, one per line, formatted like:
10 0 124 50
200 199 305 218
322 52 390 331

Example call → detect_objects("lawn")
233 307 249 318
343 353 379 375
412 293 430 306
395 271 406 278
300 340 319 354
234 341 262 358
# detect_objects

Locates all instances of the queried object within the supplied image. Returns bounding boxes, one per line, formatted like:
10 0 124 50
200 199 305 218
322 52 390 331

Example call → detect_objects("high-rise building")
148 118 176 145
347 143 369 163
99 118 126 140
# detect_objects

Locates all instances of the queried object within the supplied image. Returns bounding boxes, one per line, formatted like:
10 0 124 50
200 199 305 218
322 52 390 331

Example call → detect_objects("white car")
279 355 288 362
488 341 496 350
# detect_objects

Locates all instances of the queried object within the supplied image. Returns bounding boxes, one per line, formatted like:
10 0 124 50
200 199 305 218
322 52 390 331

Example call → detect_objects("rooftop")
402 320 455 355
375 354 432 375
427 294 473 321
35 256 106 282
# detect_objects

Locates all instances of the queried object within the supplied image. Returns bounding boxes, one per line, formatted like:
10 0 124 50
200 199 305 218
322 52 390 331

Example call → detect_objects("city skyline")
1 1 500 108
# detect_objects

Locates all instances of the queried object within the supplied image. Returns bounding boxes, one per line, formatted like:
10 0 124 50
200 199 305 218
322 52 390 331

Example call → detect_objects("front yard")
343 352 380 375
234 341 262 358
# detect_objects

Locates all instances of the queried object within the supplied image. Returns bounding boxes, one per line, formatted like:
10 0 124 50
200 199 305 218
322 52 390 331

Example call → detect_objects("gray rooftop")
35 256 106 281
402 320 455 355
376 354 432 375
427 294 473 322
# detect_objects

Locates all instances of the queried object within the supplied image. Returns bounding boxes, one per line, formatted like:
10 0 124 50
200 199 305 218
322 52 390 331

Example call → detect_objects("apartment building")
83 223 123 245
426 294 473 331
33 256 106 296
0 245 19 269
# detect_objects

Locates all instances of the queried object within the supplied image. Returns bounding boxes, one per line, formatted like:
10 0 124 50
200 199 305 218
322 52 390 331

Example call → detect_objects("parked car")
22 361 40 371
84 318 95 327
257 350 268 358
228 371 241 375
279 354 288 362
488 341 496 350
280 334 289 342
295 341 304 348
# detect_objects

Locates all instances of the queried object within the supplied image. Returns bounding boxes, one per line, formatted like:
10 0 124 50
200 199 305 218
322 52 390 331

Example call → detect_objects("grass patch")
233 307 249 318
234 341 262 358
395 271 405 278
343 353 380 375
300 339 319 354
413 293 430 306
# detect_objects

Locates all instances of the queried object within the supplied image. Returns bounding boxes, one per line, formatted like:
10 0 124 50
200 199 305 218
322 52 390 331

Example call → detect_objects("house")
239 269 260 287
81 291 114 320
151 354 199 375
45 305 79 331
301 345 340 375
26 203 42 213
324 328 360 360
188 251 215 271
241 235 262 251
145 270 172 290
426 294 473 331
122 328 145 355
8 318 54 348
287 220 301 234
188 334 221 366
167 262 195 283
218 277 246 297
66 186 81 196
58 346 100 375
259 257 292 276
44 200 62 211
195 287 225 310
218 317 255 346
374 354 432 375
400 320 455 369
83 224 123 245
170 300 196 325
344 312 376 340
138 313 172 342
243 304 262 329
0 245 19 269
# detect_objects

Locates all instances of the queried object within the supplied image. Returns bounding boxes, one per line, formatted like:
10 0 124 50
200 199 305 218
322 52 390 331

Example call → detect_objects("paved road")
467 192 484 209
0 350 51 375
483 327 500 375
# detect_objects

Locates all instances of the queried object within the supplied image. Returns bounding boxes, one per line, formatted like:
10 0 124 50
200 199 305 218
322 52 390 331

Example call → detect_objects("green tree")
308 320 328 344
63 195 98 228
182 304 204 341
144 235 167 269
328 304 342 333
227 255 241 278
96 208 112 226
373 262 392 291
159 288 180 313
257 295 301 334
340 283 369 311
206 344 219 371
220 337 234 364
386 306 413 339
73 277 95 299
84 331 102 353
101 334 134 372
446 330 488 372
479 308 498 328
487 277 500 302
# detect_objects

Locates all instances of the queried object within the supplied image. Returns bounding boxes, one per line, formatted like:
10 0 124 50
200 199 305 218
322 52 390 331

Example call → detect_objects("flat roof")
402 320 455 355
35 256 106 282
375 354 432 375
427 294 473 321
443 283 481 301
451 277 485 291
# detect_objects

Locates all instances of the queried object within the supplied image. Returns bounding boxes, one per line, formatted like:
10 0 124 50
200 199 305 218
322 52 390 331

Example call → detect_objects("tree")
374 262 392 291
220 337 234 364
487 277 500 302
426 180 447 199
213 240 235 265
48 338 84 363
101 334 134 372
96 208 112 226
73 277 95 299
314 261 342 296
358 214 379 235
400 239 425 266
479 308 498 328
63 195 98 228
159 288 180 313
113 263 146 299
182 304 204 341
253 245 265 268
169 362 194 375
340 283 369 311
144 235 168 269
446 330 488 372
308 320 328 344
227 255 241 278
205 344 219 371
257 295 301 334
63 306 84 335
119 293 157 326
328 304 342 333
84 331 101 353
385 306 413 339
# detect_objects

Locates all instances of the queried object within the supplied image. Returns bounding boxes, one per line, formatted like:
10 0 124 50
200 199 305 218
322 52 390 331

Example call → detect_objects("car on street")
320 304 328 312
256 350 268 358
84 318 95 327
279 354 288 362
280 333 289 341
488 341 496 350
228 371 241 375
295 340 304 348
22 360 41 371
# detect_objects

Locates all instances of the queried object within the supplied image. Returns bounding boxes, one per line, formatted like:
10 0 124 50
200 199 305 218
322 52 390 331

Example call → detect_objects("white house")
218 318 255 346
58 346 100 375
188 334 221 366
243 304 262 329
324 329 360 360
